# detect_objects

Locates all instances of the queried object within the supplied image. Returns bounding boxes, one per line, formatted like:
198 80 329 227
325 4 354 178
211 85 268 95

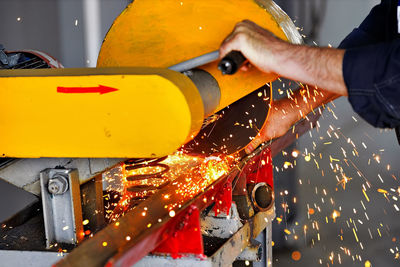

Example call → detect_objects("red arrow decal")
57 85 118 95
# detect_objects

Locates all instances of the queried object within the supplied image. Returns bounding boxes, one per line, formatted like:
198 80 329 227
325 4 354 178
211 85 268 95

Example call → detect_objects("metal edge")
255 0 303 45
40 169 53 248
68 170 84 245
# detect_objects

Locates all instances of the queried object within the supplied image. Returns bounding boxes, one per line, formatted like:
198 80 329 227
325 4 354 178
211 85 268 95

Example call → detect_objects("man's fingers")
220 20 251 58
220 33 236 54
219 32 244 58
220 27 240 58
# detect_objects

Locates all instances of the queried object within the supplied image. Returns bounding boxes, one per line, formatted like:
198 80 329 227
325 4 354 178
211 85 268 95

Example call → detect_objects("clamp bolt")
48 174 69 195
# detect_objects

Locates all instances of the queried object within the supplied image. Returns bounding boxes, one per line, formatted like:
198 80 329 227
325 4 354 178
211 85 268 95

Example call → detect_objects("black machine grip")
218 50 247 75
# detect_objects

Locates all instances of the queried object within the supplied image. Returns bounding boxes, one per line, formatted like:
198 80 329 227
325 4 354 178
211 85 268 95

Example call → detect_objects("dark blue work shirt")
339 0 400 129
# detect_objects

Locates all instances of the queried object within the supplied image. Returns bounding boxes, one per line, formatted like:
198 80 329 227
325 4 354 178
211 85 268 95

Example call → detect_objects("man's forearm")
274 44 348 96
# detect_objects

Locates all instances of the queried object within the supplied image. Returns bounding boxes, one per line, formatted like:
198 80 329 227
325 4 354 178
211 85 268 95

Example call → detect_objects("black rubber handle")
218 50 247 75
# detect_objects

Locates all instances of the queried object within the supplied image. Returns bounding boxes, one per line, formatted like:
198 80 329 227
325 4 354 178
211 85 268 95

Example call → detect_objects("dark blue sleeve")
343 41 400 128
338 2 387 49
338 1 400 128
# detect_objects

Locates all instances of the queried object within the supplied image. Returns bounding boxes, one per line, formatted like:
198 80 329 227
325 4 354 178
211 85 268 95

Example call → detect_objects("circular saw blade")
183 84 271 156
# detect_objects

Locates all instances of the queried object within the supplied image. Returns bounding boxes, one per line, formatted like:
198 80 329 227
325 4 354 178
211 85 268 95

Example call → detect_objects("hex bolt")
48 174 69 195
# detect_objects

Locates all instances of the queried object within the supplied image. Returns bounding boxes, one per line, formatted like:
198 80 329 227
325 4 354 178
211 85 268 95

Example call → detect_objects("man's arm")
222 2 400 153
219 20 348 96
219 20 345 153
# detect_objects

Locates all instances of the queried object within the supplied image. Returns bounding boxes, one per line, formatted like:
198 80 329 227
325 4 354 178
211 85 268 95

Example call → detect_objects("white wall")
318 0 380 46
0 0 129 68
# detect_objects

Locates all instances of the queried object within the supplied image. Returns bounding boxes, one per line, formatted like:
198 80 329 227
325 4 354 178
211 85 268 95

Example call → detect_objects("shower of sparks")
270 77 400 266
103 151 237 222
337 174 352 190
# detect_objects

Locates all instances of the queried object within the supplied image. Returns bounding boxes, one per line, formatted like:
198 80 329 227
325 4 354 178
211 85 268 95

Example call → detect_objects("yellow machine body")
0 0 301 158
0 68 203 158
98 0 296 111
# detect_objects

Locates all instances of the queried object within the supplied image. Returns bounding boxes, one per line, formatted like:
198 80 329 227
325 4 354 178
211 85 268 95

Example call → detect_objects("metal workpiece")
183 69 221 117
40 169 84 248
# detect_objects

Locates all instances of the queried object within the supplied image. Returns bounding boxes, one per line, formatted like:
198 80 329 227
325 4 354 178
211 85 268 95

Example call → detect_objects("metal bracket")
236 240 262 262
201 203 243 239
40 168 84 248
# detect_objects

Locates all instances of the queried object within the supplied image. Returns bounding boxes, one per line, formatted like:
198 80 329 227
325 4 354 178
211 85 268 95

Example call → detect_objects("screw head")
48 175 68 195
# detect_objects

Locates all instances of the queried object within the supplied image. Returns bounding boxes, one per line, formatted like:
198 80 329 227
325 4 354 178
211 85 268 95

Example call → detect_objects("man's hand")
219 20 347 95
219 20 287 74
220 20 346 153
